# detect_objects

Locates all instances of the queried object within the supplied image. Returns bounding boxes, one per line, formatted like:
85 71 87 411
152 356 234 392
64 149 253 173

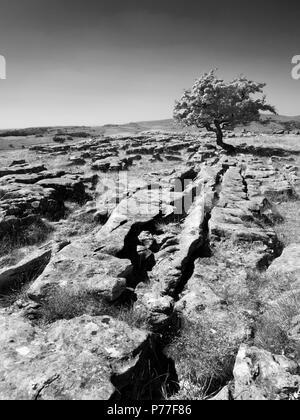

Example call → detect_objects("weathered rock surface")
132 165 221 330
28 239 131 303
0 164 46 178
37 176 88 203
0 170 66 185
0 183 64 238
0 312 165 400
30 144 71 153
209 165 278 246
232 345 300 400
0 167 91 239
1 131 299 401
267 244 300 277
261 243 300 304
151 164 220 297
0 247 52 294
95 186 174 263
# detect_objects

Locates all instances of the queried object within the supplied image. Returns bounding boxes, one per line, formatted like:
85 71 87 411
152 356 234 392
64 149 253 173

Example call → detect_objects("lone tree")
174 70 276 152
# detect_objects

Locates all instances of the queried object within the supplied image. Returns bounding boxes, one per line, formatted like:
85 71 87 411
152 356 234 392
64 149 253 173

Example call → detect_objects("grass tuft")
166 317 239 399
37 287 150 330
0 219 53 259
254 293 300 358
273 200 300 247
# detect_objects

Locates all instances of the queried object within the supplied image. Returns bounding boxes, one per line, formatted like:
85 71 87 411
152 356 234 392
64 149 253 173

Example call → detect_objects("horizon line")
1 113 300 132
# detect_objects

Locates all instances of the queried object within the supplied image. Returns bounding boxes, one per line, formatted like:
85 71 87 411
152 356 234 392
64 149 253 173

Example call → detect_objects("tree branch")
204 123 217 133
221 122 230 129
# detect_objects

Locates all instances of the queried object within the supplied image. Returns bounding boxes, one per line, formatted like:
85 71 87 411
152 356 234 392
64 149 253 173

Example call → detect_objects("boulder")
91 160 110 171
127 154 142 161
135 288 175 331
164 155 182 161
68 157 86 166
9 159 27 167
151 153 163 162
93 209 109 224
126 146 156 155
210 386 231 400
267 244 300 277
232 345 300 400
91 154 117 164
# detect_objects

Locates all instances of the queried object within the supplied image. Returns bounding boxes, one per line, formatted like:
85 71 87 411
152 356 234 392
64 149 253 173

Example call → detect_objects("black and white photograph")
0 0 299 404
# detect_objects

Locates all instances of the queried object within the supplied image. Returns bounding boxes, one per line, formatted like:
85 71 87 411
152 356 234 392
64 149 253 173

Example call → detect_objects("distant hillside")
0 114 299 150
1 115 300 138
98 115 300 135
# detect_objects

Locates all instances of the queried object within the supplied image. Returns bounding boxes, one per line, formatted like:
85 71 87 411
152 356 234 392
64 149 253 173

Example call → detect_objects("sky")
0 0 299 128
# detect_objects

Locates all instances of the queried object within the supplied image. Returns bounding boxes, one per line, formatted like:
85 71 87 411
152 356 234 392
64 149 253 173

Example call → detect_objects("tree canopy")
174 70 276 151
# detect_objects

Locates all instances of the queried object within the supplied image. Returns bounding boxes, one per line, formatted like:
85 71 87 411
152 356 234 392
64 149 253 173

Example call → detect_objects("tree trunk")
214 122 235 153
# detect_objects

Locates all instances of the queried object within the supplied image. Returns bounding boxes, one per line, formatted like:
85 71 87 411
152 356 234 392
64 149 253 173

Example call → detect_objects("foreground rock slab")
0 312 157 400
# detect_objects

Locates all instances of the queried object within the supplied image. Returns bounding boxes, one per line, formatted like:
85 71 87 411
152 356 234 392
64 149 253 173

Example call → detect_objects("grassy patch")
54 205 99 240
0 219 53 259
166 317 239 399
199 240 271 311
37 287 150 330
273 200 300 247
155 220 182 236
0 248 26 270
243 269 269 309
254 293 300 358
0 283 30 307
38 288 97 323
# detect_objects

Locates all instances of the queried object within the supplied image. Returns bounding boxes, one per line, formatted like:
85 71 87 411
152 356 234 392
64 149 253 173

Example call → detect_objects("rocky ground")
0 129 299 400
